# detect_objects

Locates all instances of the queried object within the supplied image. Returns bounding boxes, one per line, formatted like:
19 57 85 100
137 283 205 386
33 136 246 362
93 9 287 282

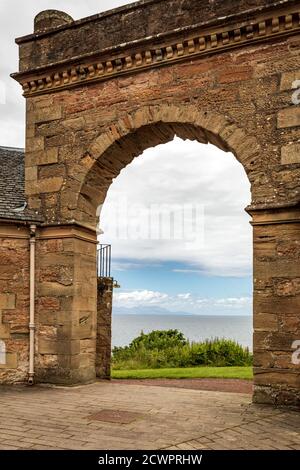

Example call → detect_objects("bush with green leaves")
112 329 253 370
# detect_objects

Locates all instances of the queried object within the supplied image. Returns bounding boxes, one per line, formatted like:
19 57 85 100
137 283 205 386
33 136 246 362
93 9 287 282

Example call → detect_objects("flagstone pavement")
0 382 299 450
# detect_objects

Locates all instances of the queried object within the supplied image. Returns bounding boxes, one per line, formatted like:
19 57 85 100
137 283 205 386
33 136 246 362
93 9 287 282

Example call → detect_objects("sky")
0 0 253 316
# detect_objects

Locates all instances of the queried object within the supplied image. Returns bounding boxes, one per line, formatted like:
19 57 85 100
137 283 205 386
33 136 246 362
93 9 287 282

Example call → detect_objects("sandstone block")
254 294 300 314
254 369 300 387
281 143 300 164
26 137 44 152
274 278 300 297
0 324 11 339
63 117 85 131
38 339 80 355
218 65 253 84
32 106 62 123
0 294 16 309
280 70 300 91
72 323 94 340
0 352 18 369
278 107 300 128
254 330 297 351
38 296 61 311
25 166 38 181
273 352 299 369
254 313 278 332
37 176 64 194
37 148 59 166
57 354 81 369
253 351 274 368
27 176 64 195
39 282 74 297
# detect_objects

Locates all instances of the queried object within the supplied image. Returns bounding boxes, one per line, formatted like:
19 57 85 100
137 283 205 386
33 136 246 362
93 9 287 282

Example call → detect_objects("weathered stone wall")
35 225 98 384
0 224 30 383
252 207 300 407
96 278 113 379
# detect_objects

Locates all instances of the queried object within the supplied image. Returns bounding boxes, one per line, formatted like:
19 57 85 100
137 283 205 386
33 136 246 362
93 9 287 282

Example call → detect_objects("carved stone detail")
18 11 300 97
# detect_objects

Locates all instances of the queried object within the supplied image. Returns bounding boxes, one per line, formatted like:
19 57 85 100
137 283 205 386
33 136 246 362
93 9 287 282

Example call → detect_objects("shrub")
112 329 252 370
130 329 187 350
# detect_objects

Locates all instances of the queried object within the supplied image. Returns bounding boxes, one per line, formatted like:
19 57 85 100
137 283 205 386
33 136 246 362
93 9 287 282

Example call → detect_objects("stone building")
0 146 41 383
0 146 112 384
0 0 299 407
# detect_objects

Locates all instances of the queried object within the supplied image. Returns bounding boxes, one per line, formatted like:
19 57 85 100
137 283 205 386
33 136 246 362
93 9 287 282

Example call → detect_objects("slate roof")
0 146 42 222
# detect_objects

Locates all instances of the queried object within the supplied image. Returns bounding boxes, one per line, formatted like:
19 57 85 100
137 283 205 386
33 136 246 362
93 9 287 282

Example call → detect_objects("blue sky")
112 261 252 298
111 260 252 316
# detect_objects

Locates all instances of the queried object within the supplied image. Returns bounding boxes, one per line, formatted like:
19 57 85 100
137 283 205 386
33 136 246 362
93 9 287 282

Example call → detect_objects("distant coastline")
113 307 253 317
112 313 253 351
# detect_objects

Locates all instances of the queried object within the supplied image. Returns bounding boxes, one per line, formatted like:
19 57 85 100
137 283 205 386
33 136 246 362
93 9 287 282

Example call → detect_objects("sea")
112 314 253 351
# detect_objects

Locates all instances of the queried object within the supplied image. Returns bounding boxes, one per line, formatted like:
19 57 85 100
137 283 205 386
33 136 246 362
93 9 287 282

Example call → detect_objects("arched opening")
100 137 252 357
76 106 254 380
75 105 260 229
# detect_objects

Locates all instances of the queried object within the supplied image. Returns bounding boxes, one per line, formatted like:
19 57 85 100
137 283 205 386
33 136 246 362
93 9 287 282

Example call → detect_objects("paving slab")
0 382 299 450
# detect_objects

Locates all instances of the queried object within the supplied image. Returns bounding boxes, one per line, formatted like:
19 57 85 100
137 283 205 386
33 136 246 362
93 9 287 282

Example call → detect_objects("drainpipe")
28 224 36 385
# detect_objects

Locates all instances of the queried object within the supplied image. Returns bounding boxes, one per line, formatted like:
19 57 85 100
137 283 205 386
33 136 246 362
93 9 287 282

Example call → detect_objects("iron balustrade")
97 244 112 278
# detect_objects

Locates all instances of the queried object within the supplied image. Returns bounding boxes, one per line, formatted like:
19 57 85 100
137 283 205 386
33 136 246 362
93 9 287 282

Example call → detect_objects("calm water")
112 314 253 350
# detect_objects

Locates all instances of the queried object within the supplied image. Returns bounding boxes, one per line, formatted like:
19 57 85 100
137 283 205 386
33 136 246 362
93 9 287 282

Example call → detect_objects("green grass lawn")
112 366 253 380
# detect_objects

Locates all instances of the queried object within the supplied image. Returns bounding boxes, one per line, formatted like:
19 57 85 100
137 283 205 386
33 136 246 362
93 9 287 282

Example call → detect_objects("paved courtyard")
0 382 299 450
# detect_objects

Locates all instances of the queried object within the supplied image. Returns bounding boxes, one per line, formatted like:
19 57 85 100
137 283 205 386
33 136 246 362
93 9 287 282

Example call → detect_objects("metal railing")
97 244 112 278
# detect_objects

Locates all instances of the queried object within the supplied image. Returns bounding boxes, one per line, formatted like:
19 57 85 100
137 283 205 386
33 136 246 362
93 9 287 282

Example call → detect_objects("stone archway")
76 104 260 226
4 0 299 406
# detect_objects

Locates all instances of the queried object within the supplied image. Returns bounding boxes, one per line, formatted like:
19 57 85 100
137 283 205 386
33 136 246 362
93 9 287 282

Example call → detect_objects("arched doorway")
98 135 253 378
80 105 254 369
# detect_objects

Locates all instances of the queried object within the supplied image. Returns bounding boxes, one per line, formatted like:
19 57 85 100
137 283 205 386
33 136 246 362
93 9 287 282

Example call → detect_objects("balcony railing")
97 244 112 278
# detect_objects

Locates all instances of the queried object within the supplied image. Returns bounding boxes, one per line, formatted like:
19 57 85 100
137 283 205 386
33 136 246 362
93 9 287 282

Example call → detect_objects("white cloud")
174 269 203 274
101 138 252 277
177 293 192 300
214 297 252 308
115 290 169 306
112 261 163 272
114 289 252 315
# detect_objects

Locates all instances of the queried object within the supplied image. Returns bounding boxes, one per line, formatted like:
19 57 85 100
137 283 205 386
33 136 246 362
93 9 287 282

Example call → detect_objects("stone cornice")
247 200 300 225
37 223 98 244
12 8 300 98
